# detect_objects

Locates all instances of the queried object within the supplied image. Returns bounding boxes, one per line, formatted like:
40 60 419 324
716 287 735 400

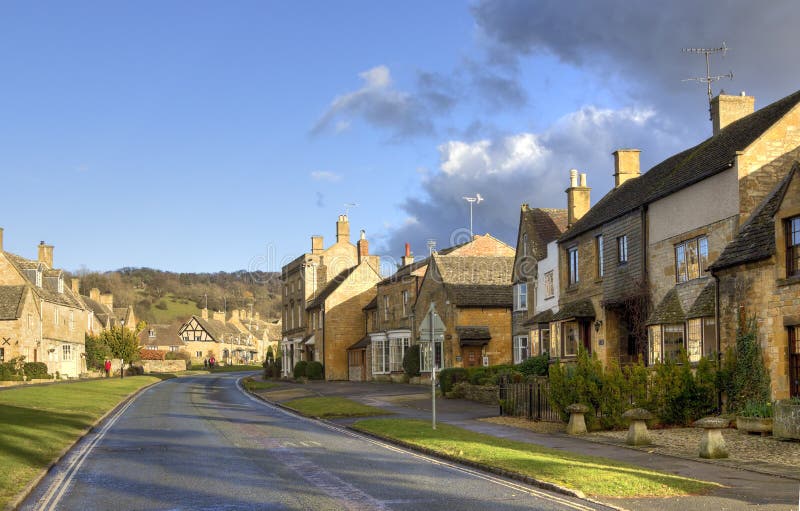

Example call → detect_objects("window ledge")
777 275 800 287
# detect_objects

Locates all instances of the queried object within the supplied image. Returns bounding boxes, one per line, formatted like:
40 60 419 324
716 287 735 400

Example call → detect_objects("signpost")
419 302 445 431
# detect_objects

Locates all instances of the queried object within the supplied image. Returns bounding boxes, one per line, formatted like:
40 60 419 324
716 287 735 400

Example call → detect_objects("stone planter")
774 400 800 440
736 416 773 436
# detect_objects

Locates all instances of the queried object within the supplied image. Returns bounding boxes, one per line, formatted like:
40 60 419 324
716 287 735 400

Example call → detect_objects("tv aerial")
343 202 359 217
682 42 734 118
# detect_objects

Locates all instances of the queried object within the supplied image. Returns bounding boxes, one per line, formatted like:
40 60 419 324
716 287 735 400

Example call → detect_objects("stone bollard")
694 416 730 459
622 408 654 446
565 403 590 435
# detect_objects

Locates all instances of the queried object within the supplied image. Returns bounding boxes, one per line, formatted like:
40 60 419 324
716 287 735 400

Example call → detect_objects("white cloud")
310 171 342 182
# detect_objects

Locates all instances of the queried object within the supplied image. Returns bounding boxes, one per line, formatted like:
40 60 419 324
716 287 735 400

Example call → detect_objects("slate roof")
139 324 185 347
552 300 596 321
686 282 716 319
647 288 685 325
522 309 554 326
83 296 115 328
521 207 568 260
456 326 491 345
3 252 85 309
347 335 371 350
561 90 800 242
709 164 797 271
431 255 514 308
0 286 26 320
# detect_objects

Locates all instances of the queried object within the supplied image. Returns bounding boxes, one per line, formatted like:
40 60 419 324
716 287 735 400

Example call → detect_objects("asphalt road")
20 373 609 511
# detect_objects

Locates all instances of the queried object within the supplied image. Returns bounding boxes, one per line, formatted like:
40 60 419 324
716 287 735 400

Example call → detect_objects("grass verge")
352 418 716 498
0 376 162 508
283 396 388 418
242 377 278 392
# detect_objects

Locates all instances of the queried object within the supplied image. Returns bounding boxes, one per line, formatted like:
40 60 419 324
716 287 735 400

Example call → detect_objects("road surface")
21 373 609 511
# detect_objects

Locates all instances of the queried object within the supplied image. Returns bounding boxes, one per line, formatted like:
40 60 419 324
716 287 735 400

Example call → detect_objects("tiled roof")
522 207 568 260
456 325 491 340
686 282 716 319
647 288 685 325
83 296 114 328
431 254 514 308
552 299 595 321
193 316 243 341
446 284 512 307
562 90 800 242
522 309 554 326
347 335 371 350
710 164 797 271
3 252 85 309
139 324 185 347
0 286 26 320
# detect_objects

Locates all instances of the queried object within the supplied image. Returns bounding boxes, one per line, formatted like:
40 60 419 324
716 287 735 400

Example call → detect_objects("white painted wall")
536 240 559 314
648 167 739 243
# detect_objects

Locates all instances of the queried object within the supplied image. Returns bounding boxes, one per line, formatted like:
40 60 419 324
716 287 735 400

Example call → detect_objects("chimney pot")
336 215 350 243
405 243 410 257
566 169 591 227
579 173 587 187
569 169 578 187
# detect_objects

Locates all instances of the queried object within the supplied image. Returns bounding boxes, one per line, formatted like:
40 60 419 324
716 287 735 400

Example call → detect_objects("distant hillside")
73 267 281 325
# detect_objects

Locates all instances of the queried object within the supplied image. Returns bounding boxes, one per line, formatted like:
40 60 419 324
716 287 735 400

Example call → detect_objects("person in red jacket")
104 359 111 378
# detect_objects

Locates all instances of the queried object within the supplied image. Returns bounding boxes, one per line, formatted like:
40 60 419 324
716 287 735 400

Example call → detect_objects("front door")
463 346 482 367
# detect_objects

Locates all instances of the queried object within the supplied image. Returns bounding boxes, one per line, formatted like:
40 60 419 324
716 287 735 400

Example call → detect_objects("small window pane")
686 239 700 280
702 317 717 357
562 321 580 357
663 324 684 362
675 244 687 282
698 237 709 274
687 319 702 363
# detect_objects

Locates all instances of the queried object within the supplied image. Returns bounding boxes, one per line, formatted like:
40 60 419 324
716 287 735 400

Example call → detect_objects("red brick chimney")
357 230 369 264
401 243 414 267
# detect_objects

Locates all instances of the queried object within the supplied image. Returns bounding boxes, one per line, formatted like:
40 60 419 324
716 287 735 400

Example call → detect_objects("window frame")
513 283 528 311
513 335 529 364
567 246 579 286
786 216 800 277
617 235 628 264
402 290 409 317
596 235 604 278
675 236 709 282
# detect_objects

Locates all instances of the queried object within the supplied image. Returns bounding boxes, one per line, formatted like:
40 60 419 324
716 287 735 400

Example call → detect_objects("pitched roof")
0 286 26 320
552 299 595 321
647 288 685 325
83 296 115 328
456 326 491 341
3 252 85 309
193 315 243 341
431 255 514 308
686 282 716 319
347 335 371 350
139 324 185 347
521 207 568 260
710 164 797 271
522 309 554 326
562 90 800 242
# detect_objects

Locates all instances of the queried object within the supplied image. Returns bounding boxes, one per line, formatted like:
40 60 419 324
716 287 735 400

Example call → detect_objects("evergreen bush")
293 360 308 379
23 362 51 379
719 317 771 413
516 353 550 377
402 345 421 377
439 367 468 394
306 361 324 380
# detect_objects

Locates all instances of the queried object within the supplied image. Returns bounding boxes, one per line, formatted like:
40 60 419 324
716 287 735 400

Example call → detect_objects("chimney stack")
401 243 414 267
710 92 755 136
71 278 80 295
566 169 591 227
90 288 101 302
231 309 240 322
38 241 54 268
613 149 641 189
311 235 324 254
201 307 209 320
336 215 350 243
357 230 369 264
99 293 114 311
213 310 226 323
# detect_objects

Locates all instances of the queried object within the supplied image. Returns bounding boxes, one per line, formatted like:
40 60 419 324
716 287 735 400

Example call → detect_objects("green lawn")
147 293 201 324
210 364 262 373
0 376 162 508
352 419 716 498
283 396 388 418
241 377 278 391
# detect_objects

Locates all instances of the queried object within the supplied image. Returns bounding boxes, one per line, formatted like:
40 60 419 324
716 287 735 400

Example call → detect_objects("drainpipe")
640 204 649 364
712 271 723 412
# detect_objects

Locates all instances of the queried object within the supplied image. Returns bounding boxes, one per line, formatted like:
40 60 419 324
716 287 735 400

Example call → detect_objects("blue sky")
1 1 798 273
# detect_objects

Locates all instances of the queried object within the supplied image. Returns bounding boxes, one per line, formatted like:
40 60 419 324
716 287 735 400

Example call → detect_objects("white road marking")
235 376 601 511
32 390 145 511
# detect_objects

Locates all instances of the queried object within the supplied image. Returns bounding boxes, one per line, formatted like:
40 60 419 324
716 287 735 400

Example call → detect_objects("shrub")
154 301 168 310
293 360 308 379
0 361 23 381
516 354 549 377
402 345 421 377
23 362 51 379
719 317 771 413
439 367 468 394
740 400 773 418
468 367 489 385
306 361 324 380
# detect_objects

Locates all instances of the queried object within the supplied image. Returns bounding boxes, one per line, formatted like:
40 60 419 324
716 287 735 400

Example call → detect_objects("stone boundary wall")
774 400 800 440
138 360 187 373
450 382 499 405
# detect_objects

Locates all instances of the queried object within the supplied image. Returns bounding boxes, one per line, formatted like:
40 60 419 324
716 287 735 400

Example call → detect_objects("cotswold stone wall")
450 382 499 405
138 360 187 373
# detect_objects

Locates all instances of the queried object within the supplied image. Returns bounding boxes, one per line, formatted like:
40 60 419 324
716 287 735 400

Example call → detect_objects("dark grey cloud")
472 0 800 131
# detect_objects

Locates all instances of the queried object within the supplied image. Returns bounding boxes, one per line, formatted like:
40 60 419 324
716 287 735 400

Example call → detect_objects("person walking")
104 359 111 378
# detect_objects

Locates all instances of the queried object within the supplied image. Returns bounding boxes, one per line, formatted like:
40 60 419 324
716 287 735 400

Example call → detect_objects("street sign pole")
432 364 437 430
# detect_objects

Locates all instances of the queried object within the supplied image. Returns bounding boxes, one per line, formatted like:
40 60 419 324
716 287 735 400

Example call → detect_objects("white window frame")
389 336 410 372
402 290 409 317
568 246 579 285
617 235 628 264
372 337 390 374
513 335 529 364
513 283 528 311
62 344 73 361
544 271 554 299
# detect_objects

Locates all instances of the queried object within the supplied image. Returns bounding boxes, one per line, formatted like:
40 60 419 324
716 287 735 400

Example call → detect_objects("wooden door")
790 326 799 398
463 346 482 367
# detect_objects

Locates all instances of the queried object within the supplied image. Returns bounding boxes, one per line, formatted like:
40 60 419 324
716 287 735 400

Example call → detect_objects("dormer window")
35 269 42 288
57 275 64 294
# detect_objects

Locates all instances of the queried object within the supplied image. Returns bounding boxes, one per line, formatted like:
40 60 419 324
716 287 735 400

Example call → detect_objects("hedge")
23 362 51 379
306 361 324 380
293 360 308 379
